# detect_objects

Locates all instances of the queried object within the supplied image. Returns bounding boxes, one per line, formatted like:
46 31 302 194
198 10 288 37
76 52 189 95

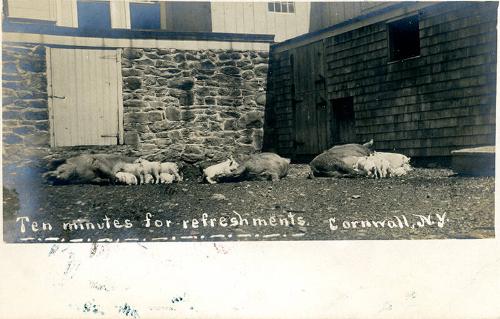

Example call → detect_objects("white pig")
374 152 410 169
143 173 154 184
160 162 183 182
203 157 239 184
115 172 138 185
159 172 175 184
369 153 391 178
355 156 378 178
135 158 161 183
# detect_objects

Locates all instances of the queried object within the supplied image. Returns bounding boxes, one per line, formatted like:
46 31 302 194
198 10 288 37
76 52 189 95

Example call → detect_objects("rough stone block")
165 106 181 121
238 111 264 129
25 132 49 146
137 58 155 66
2 96 16 105
148 111 164 122
143 76 157 86
3 133 23 144
168 77 195 90
124 112 148 124
218 60 237 67
218 52 231 60
254 64 269 77
26 99 48 109
19 60 45 73
3 81 24 90
123 48 143 60
124 77 142 90
241 70 255 79
179 92 194 106
157 78 170 86
223 119 237 130
253 129 264 150
3 111 20 120
168 130 183 142
185 53 198 60
2 62 18 74
124 100 147 108
3 74 23 81
255 92 266 106
174 53 186 63
180 110 196 121
140 133 156 141
230 52 242 60
198 60 216 70
124 131 140 145
221 66 240 76
258 51 269 58
23 110 48 121
145 52 161 59
34 121 49 131
221 111 241 118
155 60 177 68
13 126 36 135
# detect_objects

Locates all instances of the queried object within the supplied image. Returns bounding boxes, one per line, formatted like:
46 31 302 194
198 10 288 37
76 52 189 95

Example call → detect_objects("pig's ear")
363 139 374 149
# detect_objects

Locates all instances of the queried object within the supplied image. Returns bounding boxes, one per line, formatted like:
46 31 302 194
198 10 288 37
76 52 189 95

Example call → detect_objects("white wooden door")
47 48 123 147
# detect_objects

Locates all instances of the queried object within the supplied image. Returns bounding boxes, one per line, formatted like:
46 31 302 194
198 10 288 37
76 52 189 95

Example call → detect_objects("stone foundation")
121 48 269 165
2 43 50 165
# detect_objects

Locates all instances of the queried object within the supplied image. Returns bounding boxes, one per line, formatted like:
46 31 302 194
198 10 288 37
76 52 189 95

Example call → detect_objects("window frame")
129 1 161 30
268 1 295 14
387 14 421 63
77 0 112 31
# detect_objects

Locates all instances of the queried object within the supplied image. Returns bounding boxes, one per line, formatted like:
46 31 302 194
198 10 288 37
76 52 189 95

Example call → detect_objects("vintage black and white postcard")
1 1 499 318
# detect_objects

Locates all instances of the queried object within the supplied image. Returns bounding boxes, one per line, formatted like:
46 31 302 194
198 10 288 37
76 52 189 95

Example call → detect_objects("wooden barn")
263 1 497 164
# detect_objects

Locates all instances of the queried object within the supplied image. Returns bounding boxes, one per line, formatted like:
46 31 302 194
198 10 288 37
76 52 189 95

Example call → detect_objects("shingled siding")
262 49 294 156
325 1 497 157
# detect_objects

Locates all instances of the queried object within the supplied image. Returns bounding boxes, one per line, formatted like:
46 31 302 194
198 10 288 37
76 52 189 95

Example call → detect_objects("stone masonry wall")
2 43 50 165
121 48 269 164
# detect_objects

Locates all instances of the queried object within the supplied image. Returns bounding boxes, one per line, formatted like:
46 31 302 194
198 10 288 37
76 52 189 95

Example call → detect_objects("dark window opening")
332 97 354 121
388 15 420 61
130 2 161 30
164 1 212 32
77 0 111 31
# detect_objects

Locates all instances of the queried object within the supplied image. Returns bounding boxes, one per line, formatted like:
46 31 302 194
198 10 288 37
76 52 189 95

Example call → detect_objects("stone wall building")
2 21 272 168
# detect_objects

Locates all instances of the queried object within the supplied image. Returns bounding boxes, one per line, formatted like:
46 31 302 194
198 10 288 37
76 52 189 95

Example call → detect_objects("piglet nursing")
115 172 138 185
160 162 183 182
132 159 183 184
134 158 161 183
354 151 412 178
159 173 176 184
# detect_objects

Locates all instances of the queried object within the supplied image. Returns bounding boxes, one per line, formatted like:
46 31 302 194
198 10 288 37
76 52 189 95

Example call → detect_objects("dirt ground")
2 164 495 243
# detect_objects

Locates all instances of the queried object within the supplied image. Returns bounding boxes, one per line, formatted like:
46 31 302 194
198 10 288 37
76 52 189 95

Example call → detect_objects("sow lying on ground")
310 140 412 178
44 154 182 185
204 153 291 183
